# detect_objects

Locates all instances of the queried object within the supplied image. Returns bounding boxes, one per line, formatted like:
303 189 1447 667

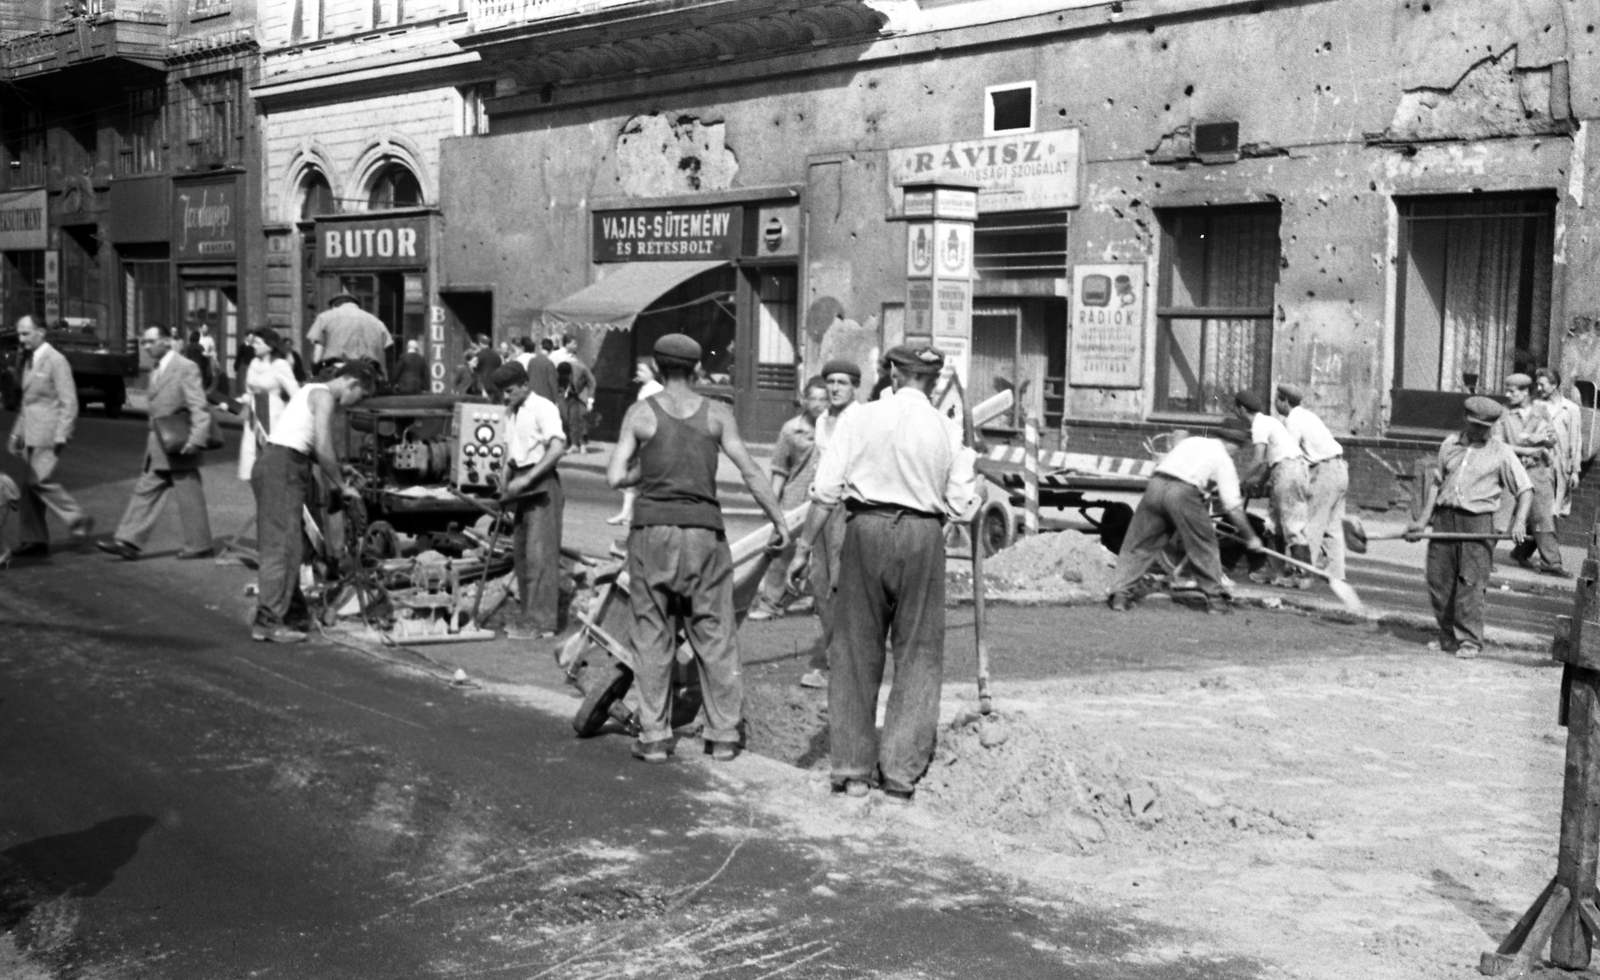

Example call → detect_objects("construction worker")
1235 390 1310 587
796 358 862 690
1276 384 1347 581
491 361 567 640
789 344 980 804
1409 396 1532 657
607 333 790 764
1494 373 1565 576
1106 420 1264 613
1536 367 1583 521
749 376 828 622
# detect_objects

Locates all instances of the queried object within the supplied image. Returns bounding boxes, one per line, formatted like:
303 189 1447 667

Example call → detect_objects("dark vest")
632 396 723 531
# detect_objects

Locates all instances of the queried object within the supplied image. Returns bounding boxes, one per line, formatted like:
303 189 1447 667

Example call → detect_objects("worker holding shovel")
1408 396 1532 659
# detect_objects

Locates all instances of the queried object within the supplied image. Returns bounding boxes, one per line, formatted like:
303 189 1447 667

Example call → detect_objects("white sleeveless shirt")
268 383 326 455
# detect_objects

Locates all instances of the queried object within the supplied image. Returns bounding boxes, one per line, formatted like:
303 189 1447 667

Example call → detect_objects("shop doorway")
336 271 415 375
742 266 799 442
971 299 1065 433
180 279 237 392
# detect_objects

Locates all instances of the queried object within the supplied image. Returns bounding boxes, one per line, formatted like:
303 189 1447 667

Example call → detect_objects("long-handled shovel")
1219 529 1366 617
1366 530 1516 542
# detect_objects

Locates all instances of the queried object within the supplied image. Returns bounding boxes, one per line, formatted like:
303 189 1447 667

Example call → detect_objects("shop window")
459 83 492 137
120 245 169 343
1391 192 1555 430
1153 204 1280 416
60 225 104 332
985 81 1035 136
974 209 1068 280
299 169 338 220
117 87 165 176
368 164 423 210
1 107 44 190
1 251 45 326
182 281 238 381
755 270 798 392
290 0 324 42
184 73 239 169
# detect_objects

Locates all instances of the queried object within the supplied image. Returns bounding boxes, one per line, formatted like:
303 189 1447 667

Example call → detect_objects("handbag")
154 408 226 455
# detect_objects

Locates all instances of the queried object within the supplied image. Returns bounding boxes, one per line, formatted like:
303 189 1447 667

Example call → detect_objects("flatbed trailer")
970 446 1155 555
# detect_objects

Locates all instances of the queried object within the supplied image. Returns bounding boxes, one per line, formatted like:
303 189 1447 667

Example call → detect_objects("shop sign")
934 280 971 339
889 129 1081 213
173 179 238 260
1069 263 1145 389
906 280 933 337
0 189 46 250
592 206 743 262
42 250 58 323
319 217 429 268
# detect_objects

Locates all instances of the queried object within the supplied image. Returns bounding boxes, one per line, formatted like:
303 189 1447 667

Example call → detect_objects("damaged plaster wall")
613 113 740 198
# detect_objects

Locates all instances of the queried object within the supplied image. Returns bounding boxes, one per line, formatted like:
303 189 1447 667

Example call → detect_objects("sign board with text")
172 178 239 260
1068 263 1146 389
889 129 1081 213
592 206 743 262
318 216 430 268
0 189 46 251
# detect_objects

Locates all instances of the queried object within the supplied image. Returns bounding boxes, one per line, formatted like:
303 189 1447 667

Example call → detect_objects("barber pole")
1022 413 1040 537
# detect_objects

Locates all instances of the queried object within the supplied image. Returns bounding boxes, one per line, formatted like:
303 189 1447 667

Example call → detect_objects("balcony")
0 1 169 79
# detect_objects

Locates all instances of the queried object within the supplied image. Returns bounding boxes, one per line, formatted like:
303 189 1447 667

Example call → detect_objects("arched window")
367 163 422 210
299 169 337 220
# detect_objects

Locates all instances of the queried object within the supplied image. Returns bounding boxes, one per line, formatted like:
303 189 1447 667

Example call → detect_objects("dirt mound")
981 530 1117 596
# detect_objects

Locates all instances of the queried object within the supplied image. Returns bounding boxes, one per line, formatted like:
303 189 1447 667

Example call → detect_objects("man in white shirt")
796 358 861 689
491 362 567 639
1536 367 1583 518
1107 421 1264 612
307 292 393 377
789 344 980 804
1236 389 1310 586
1277 384 1348 581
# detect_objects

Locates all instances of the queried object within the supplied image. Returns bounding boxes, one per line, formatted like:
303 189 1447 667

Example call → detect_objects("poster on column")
1068 263 1145 389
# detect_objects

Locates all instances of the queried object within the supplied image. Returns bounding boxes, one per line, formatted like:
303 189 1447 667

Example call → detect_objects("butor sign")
173 178 238 260
889 130 1081 213
592 205 743 262
318 217 428 268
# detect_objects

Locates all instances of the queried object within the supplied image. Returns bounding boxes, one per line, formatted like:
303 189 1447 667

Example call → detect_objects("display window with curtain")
1390 191 1556 431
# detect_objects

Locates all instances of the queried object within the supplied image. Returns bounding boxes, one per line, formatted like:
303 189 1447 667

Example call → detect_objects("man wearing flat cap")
1276 383 1348 581
1234 389 1310 587
1494 373 1565 576
607 332 790 764
1408 396 1533 658
494 360 568 639
308 291 392 378
789 343 980 804
793 357 862 689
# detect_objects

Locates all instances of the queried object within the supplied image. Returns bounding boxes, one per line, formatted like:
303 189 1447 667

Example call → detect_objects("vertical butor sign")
897 179 977 388
429 305 447 393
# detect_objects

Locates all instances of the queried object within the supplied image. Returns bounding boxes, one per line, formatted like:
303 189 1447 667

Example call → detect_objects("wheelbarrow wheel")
573 658 634 738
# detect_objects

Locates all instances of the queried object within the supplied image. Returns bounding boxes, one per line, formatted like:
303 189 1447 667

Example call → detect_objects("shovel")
1366 530 1516 542
1219 530 1366 617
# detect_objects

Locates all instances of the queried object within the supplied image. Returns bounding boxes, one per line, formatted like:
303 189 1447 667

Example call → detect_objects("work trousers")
1509 461 1563 569
755 540 797 614
828 510 946 794
626 525 741 745
113 458 213 553
252 444 310 625
511 475 565 632
1305 457 1348 580
18 445 86 546
807 505 849 669
1269 457 1310 549
1106 474 1228 598
1425 507 1494 651
561 396 588 448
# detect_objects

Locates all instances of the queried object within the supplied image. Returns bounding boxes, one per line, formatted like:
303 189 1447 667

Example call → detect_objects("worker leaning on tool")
788 344 980 804
795 357 862 691
1408 396 1533 659
492 361 567 641
1234 389 1311 588
251 359 379 644
1106 419 1265 614
1495 372 1567 577
1277 384 1348 582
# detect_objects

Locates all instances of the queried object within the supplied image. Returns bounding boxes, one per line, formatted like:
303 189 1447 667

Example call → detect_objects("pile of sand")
976 530 1118 597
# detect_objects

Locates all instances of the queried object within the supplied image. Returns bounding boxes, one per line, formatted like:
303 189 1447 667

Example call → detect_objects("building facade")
252 0 494 387
0 0 262 389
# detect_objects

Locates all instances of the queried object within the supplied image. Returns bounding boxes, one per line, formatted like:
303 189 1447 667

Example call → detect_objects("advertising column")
898 180 978 386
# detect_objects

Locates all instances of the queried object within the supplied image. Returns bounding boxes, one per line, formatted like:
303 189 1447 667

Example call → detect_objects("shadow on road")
0 814 157 934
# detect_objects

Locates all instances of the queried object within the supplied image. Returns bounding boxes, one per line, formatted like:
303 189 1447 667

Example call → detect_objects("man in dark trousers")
788 344 980 804
1409 396 1533 658
490 361 567 640
394 339 429 394
796 358 861 689
606 333 790 764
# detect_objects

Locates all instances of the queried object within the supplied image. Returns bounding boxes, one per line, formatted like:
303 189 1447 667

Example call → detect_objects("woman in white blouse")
238 327 300 480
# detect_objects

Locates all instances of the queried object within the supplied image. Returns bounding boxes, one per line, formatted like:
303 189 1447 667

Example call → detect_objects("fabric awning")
541 260 730 332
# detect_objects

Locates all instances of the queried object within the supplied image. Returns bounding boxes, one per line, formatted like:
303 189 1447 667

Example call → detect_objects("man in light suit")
6 315 92 558
96 325 214 560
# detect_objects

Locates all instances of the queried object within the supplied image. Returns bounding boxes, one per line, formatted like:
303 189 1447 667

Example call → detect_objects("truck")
0 319 140 417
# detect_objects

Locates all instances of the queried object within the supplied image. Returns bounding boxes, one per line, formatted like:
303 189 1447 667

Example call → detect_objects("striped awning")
541 260 729 332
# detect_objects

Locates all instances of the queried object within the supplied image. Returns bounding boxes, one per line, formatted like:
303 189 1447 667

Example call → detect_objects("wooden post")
1023 413 1040 537
972 512 992 715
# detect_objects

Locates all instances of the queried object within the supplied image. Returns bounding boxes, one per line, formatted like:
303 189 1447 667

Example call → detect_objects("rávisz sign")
318 217 428 268
172 179 238 259
889 129 1081 213
592 206 743 262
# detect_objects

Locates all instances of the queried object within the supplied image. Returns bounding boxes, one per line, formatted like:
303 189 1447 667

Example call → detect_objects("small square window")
985 82 1035 135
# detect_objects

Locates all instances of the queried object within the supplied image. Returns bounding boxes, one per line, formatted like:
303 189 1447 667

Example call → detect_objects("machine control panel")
452 403 510 492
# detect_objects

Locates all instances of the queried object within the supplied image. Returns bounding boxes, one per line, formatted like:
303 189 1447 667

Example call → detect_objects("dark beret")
1464 395 1504 425
820 358 862 383
488 362 528 393
1275 383 1303 404
1234 389 1264 414
1216 417 1253 443
1504 372 1533 389
884 343 944 375
653 333 702 361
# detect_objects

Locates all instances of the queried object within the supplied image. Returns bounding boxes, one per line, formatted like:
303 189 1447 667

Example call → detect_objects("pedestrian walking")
96 326 216 561
1494 373 1566 576
788 344 980 804
238 327 300 482
394 339 428 394
607 357 663 526
1409 396 1533 657
1235 390 1310 587
748 376 828 621
606 333 790 764
556 356 594 454
7 315 93 558
1536 367 1583 518
249 360 378 642
490 362 567 640
793 358 861 689
308 292 392 377
1277 384 1348 581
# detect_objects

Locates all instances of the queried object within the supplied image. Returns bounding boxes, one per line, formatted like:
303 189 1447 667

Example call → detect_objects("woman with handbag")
238 328 300 481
